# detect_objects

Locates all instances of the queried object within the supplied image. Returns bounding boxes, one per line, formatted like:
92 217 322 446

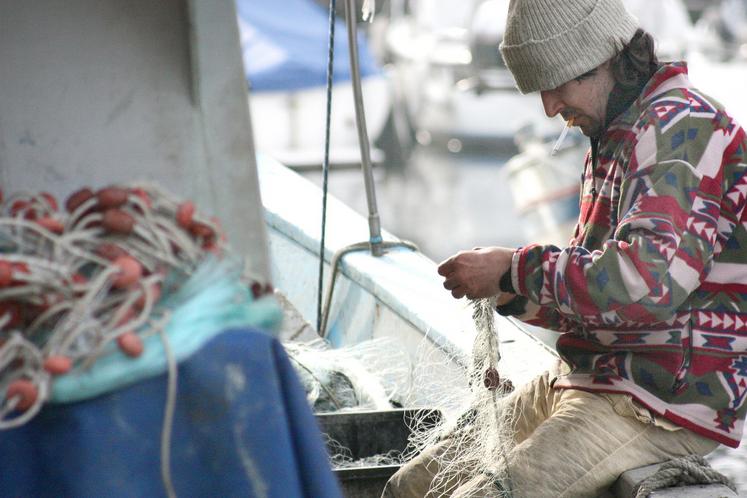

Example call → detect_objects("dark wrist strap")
495 296 527 316
499 269 515 294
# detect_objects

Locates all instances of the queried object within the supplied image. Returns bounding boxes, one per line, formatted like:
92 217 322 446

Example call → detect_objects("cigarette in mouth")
551 118 574 156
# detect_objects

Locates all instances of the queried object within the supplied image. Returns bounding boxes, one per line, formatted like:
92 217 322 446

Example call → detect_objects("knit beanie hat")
499 0 639 94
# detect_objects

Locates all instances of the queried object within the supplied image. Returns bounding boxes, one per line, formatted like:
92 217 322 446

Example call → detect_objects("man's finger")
451 287 466 299
443 278 458 291
437 259 453 276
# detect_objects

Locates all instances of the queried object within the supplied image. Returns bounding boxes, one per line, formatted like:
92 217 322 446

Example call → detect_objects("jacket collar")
638 61 691 104
601 62 691 138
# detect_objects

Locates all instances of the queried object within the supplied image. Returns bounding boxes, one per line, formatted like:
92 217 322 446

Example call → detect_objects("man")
384 0 747 496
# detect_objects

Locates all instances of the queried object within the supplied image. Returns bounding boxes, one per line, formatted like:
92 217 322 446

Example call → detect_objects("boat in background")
383 0 561 152
690 0 747 62
505 125 587 246
236 0 394 169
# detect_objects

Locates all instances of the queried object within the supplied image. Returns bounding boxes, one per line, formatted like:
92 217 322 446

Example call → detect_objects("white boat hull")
258 154 559 411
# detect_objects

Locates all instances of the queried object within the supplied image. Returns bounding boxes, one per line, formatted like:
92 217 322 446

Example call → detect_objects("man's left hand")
437 247 514 300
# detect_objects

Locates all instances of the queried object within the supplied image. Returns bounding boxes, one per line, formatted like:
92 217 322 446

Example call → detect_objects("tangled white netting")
285 337 412 413
290 297 516 496
403 298 515 497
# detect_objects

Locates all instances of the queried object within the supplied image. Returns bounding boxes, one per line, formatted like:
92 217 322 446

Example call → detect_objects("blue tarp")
236 0 380 92
0 328 343 498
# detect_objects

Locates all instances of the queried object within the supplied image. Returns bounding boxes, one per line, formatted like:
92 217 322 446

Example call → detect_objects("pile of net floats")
0 184 269 428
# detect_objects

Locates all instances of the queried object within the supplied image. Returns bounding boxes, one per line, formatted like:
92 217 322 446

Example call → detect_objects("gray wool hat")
499 0 639 94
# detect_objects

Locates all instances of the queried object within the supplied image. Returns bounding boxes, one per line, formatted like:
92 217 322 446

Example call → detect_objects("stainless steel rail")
343 0 383 256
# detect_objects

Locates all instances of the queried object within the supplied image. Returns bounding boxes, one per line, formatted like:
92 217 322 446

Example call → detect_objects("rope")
633 455 736 498
159 326 178 498
316 0 337 333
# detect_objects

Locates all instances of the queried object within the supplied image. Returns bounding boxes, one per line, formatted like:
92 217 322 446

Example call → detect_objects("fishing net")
297 296 517 496
0 184 273 429
285 336 411 412
401 298 517 497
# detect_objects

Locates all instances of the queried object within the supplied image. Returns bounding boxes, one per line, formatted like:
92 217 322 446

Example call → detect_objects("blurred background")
238 0 747 490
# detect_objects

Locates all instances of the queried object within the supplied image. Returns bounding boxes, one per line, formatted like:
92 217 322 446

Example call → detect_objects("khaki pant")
383 369 719 498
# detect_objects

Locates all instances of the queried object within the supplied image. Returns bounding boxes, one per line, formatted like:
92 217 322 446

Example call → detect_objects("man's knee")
380 479 397 498
380 437 460 498
382 461 433 498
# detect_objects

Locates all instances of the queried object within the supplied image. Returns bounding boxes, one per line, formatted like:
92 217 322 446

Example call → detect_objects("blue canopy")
236 0 380 92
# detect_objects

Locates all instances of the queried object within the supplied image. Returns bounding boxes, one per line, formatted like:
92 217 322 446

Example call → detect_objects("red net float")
96 187 129 210
65 188 94 213
36 217 64 234
5 379 38 412
43 356 73 376
39 192 59 212
111 256 142 289
116 332 144 358
102 209 135 234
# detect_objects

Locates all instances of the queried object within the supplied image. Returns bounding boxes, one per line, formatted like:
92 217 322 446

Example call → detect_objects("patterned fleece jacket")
503 62 747 448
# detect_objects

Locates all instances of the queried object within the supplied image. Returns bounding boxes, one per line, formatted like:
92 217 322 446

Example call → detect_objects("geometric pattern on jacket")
508 62 747 448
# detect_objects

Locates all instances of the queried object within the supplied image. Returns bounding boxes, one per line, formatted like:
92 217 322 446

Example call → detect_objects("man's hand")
437 246 514 300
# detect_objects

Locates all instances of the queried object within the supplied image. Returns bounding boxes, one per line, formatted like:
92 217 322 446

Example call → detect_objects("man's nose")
540 90 564 118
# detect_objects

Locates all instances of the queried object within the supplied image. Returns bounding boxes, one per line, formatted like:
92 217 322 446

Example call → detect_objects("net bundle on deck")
285 337 412 413
0 184 271 429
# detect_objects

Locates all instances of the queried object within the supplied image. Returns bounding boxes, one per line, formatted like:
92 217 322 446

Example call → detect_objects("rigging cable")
317 0 337 332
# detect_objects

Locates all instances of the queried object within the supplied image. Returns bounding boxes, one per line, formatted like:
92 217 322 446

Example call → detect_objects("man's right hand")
437 246 514 300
